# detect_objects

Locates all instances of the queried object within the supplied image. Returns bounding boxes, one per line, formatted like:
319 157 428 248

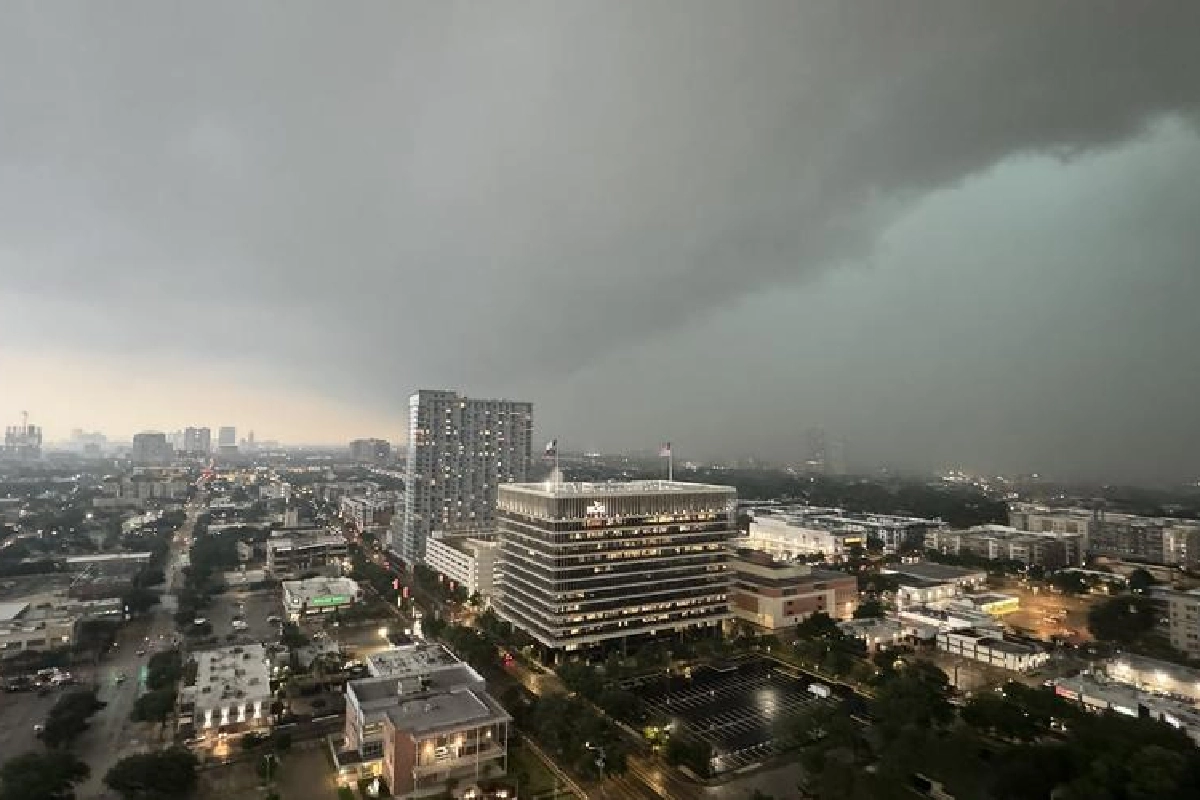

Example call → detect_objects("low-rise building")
885 562 988 590
282 577 361 621
1053 673 1200 746
423 532 499 601
897 605 1000 639
729 549 857 629
743 505 945 560
839 618 906 651
947 593 1020 617
337 643 511 798
0 601 76 653
186 644 272 737
1106 653 1200 704
891 575 959 610
937 628 1048 672
267 530 349 579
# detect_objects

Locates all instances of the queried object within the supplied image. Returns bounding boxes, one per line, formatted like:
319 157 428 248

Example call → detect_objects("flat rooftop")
384 689 509 736
500 480 736 499
887 562 986 582
349 663 482 704
366 643 462 678
192 644 271 711
281 577 358 601
0 602 27 622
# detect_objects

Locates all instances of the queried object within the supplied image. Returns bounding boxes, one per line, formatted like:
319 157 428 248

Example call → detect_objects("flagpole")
668 450 673 482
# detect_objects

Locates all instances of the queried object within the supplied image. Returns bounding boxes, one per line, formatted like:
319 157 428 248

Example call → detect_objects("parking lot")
200 588 282 645
0 686 63 760
626 658 832 773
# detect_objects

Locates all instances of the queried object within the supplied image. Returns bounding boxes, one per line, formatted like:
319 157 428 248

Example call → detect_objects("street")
72 504 196 799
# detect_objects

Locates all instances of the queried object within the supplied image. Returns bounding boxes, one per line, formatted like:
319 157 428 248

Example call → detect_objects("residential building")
1151 587 1200 660
350 438 392 464
395 390 533 564
186 644 272 737
100 474 189 502
282 577 361 621
131 432 174 466
495 480 735 655
184 427 212 455
936 628 1048 672
424 532 499 601
729 549 857 630
743 506 944 561
1008 503 1200 567
924 524 1083 568
336 643 511 799
267 530 349 579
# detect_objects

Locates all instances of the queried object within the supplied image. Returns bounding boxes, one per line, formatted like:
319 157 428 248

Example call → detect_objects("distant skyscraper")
131 431 173 466
218 426 236 448
2 412 42 461
393 390 533 564
349 438 391 464
184 427 212 455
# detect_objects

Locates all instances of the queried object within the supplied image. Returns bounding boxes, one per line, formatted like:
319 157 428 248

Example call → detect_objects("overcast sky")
2 2 1199 484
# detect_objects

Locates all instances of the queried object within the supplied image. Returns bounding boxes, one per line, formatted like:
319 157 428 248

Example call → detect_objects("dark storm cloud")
1 2 1199 480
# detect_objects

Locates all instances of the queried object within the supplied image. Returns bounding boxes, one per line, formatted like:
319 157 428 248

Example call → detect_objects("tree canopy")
0 752 89 800
104 748 198 800
41 688 105 749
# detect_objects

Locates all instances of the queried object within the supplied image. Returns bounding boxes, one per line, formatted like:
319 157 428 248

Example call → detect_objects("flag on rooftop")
659 442 672 458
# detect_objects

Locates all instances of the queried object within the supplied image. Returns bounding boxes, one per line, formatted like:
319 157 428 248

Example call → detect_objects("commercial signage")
585 502 607 517
312 594 349 607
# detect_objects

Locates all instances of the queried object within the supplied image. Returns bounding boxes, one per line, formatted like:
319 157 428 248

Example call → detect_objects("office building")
729 549 857 630
130 432 174 466
282 577 360 621
1151 587 1200 660
395 390 533 564
924 524 1083 568
424 531 500 601
336 643 511 797
186 644 271 736
495 480 735 655
183 427 212 455
0 601 77 652
218 426 237 448
350 438 393 464
267 530 350 579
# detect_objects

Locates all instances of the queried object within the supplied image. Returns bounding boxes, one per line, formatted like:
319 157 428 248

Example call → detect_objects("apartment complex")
495 480 735 654
1008 504 1200 567
744 506 944 561
395 390 533 564
729 549 857 630
924 524 1083 568
341 495 395 534
424 532 499 600
1151 587 1200 660
337 643 511 797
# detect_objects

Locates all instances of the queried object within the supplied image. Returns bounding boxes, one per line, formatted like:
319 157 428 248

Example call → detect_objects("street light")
584 741 606 782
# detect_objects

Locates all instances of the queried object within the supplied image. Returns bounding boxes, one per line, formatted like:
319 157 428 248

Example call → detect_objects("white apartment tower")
394 390 533 564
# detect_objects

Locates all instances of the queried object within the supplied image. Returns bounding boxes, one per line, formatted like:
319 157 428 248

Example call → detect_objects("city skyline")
2 3 1199 484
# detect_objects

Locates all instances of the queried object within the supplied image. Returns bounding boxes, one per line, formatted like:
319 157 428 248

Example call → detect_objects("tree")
795 611 843 642
872 660 952 743
1088 595 1158 645
104 748 198 800
146 649 183 690
1128 568 1157 594
853 599 886 619
41 688 106 749
130 688 177 723
961 693 1040 742
0 751 89 800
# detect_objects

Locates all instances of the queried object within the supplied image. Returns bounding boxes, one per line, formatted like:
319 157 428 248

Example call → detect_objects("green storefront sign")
311 594 349 607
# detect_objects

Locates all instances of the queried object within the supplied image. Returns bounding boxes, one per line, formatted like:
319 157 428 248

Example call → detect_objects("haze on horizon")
2 2 1199 485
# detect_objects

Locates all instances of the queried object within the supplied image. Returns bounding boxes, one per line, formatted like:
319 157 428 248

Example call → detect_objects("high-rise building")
349 438 392 464
184 427 212 455
131 432 173 466
494 480 736 656
3 412 42 461
393 390 532 564
218 426 237 448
